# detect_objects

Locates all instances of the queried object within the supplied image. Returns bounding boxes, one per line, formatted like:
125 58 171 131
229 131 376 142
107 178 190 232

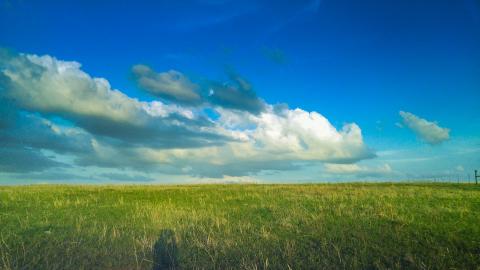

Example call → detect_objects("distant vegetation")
0 183 479 269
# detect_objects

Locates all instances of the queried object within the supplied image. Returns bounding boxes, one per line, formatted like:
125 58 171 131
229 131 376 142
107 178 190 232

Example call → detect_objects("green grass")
0 183 479 269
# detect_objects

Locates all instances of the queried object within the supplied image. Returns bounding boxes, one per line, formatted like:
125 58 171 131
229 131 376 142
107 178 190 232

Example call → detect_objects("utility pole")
475 170 479 185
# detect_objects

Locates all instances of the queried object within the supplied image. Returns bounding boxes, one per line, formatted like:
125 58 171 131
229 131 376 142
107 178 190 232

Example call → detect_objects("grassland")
0 183 479 269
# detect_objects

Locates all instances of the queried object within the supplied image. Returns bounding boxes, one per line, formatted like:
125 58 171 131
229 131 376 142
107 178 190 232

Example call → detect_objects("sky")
0 0 479 184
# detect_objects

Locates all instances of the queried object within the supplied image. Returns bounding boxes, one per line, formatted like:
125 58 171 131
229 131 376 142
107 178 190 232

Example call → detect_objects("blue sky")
0 0 479 183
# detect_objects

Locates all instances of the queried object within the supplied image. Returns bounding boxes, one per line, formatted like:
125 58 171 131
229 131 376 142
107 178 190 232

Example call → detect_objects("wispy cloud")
132 64 266 114
324 163 392 177
399 111 450 145
132 65 201 105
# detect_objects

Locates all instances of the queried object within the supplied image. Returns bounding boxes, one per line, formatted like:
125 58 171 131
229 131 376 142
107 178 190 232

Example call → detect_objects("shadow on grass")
152 229 179 270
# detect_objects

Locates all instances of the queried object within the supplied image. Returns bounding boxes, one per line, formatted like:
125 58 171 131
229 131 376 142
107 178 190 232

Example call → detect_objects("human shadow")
152 229 179 270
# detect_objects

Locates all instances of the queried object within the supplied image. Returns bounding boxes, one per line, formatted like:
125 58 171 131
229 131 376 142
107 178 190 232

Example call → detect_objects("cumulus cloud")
221 105 374 163
93 104 374 177
0 53 232 148
69 104 373 177
399 111 450 145
132 64 201 105
0 50 375 179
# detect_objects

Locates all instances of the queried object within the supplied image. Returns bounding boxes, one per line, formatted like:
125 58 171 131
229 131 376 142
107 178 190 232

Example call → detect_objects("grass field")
0 183 479 269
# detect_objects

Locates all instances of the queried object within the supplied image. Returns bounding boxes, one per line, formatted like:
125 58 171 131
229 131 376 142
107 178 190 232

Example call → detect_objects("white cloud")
1 53 232 148
324 163 392 176
4 54 143 123
116 104 374 177
399 111 450 145
0 51 374 178
244 106 372 162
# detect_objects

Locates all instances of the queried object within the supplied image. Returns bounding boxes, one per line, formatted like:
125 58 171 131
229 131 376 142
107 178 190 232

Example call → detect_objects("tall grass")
0 183 479 269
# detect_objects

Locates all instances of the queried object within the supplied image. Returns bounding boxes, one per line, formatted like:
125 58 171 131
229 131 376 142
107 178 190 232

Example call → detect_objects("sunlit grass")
1 183 479 269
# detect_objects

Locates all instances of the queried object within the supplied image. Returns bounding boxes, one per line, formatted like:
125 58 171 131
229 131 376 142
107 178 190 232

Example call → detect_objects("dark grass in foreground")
0 183 479 269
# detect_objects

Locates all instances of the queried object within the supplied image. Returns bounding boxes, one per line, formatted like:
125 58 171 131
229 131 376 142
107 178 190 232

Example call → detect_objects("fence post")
476 170 478 185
